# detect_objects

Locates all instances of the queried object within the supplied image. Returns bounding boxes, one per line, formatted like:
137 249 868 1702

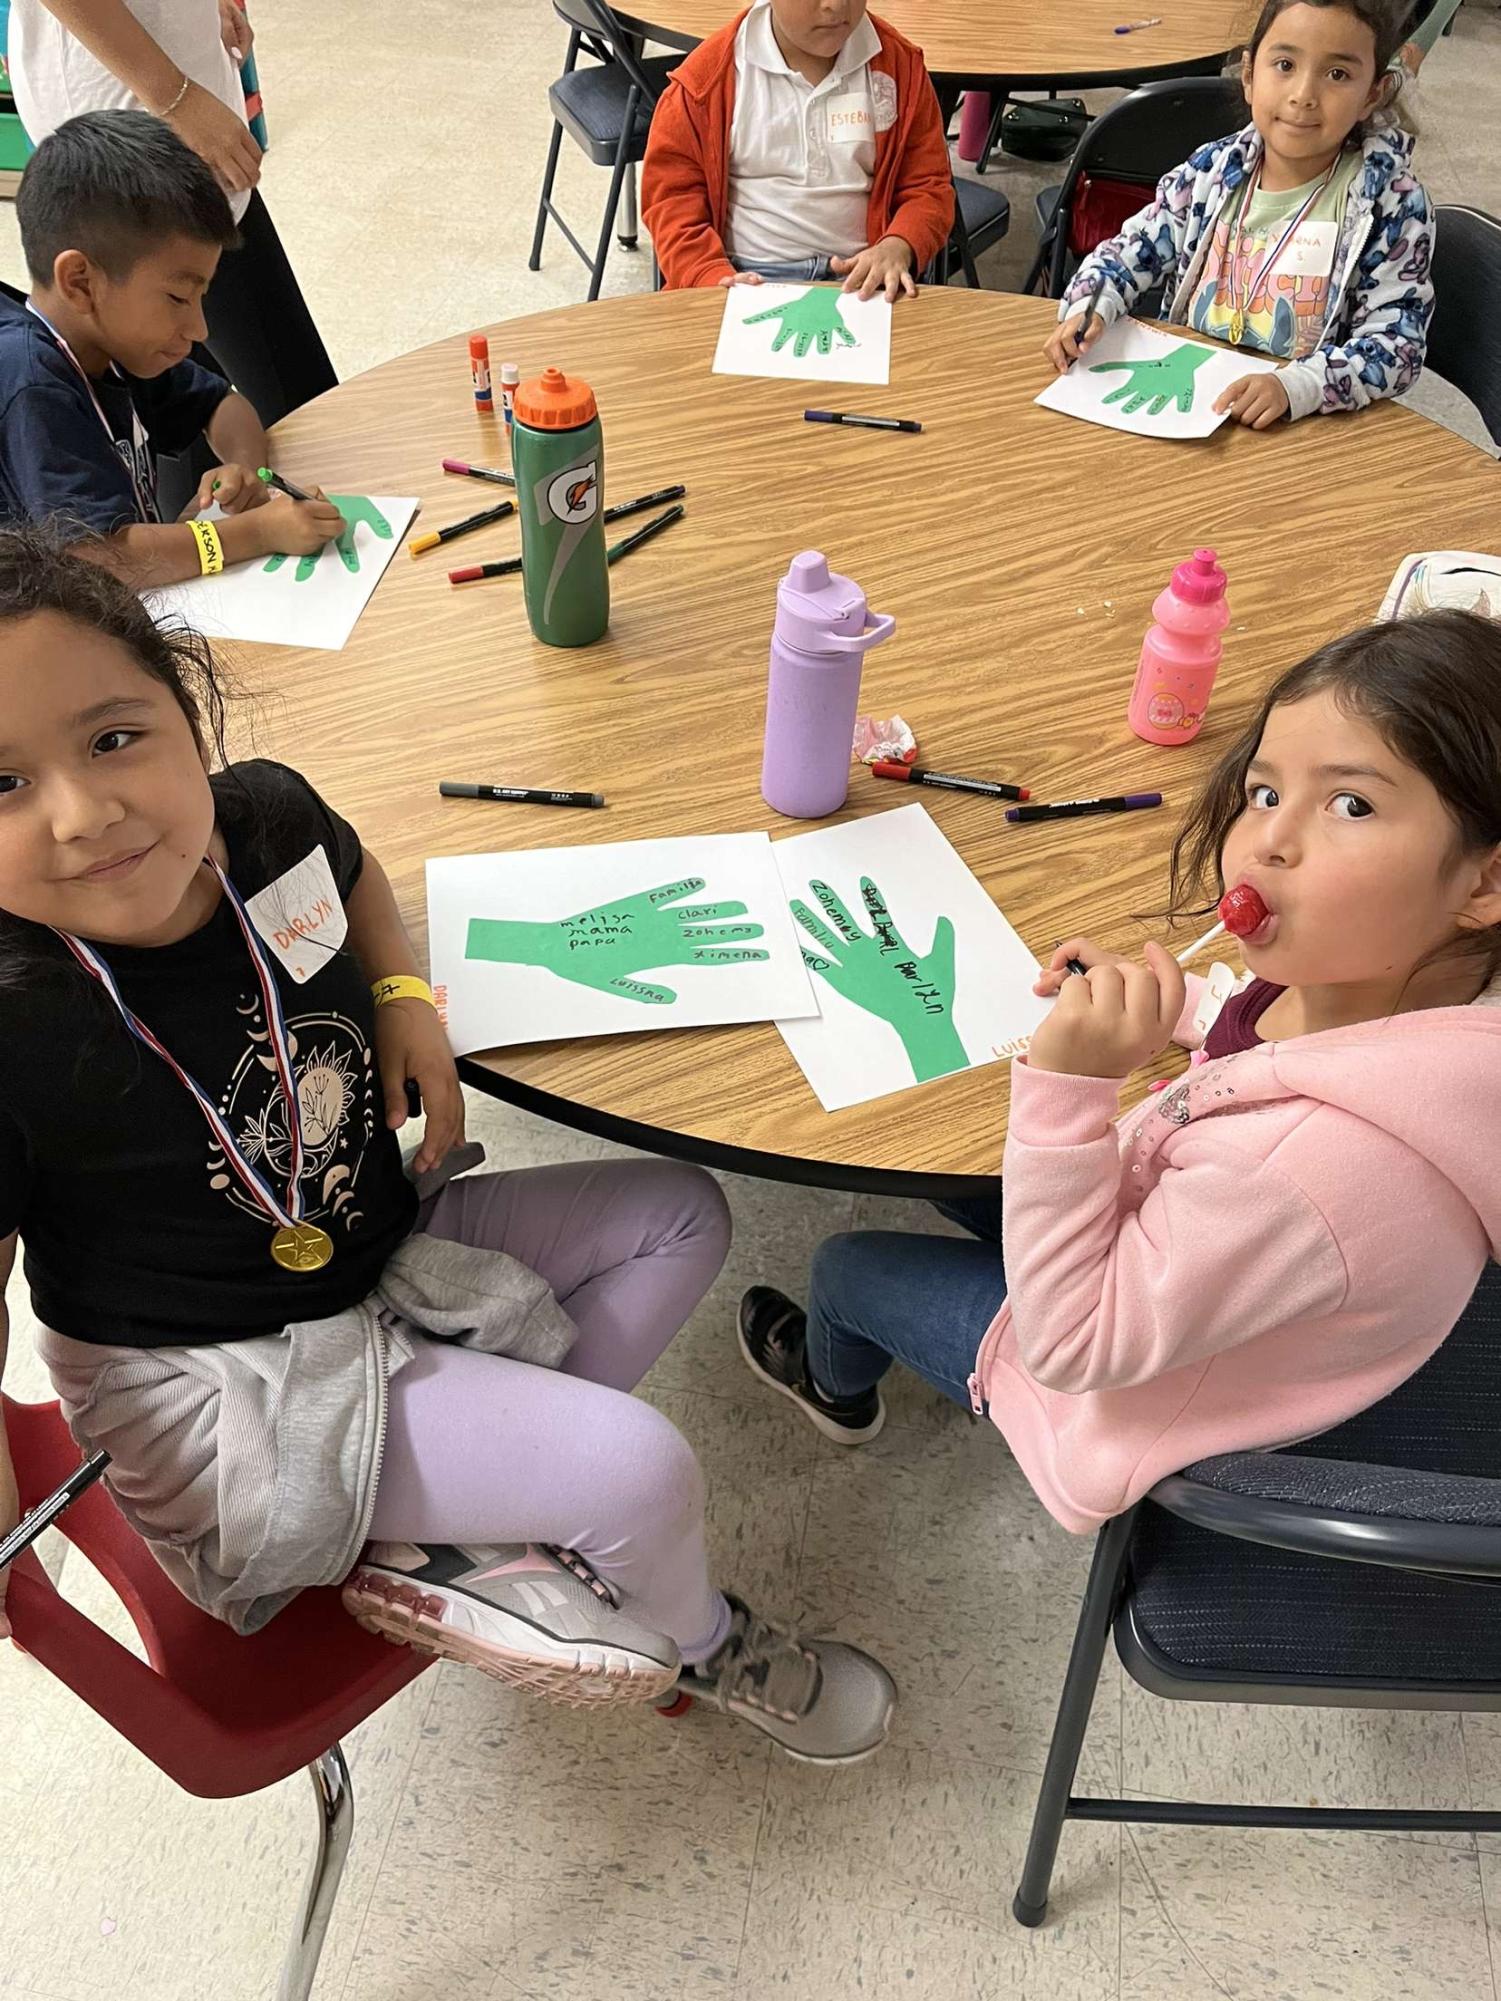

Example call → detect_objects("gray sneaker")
677 1595 896 1764
343 1541 681 1706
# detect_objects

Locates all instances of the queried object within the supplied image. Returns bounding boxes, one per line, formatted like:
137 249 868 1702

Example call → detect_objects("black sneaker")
736 1286 884 1444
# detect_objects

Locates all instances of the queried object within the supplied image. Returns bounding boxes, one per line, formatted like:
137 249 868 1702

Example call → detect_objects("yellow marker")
407 498 514 556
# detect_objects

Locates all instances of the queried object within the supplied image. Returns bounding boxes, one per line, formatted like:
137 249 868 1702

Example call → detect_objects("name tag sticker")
826 92 872 140
246 844 348 983
1192 961 1241 1040
1277 217 1338 278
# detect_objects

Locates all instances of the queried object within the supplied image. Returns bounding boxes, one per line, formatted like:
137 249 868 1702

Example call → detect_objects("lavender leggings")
366 1159 734 1662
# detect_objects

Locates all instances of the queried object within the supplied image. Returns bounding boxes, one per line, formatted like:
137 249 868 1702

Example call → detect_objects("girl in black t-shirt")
0 529 894 1764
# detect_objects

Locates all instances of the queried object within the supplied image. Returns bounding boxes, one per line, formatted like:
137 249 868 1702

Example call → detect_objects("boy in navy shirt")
0 110 342 586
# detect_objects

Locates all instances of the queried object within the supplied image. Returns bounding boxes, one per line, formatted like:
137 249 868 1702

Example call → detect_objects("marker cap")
513 365 597 430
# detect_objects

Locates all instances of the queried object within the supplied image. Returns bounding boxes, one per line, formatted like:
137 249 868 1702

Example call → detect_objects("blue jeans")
805 1192 1007 1409
730 254 836 282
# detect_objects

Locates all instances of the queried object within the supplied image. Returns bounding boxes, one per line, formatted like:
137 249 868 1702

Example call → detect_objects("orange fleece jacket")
642 10 955 289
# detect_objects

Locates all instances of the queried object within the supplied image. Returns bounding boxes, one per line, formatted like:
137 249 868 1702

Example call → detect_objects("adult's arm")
25 0 261 192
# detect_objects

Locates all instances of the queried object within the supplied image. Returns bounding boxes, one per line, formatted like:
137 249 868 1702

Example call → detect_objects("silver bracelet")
156 72 191 118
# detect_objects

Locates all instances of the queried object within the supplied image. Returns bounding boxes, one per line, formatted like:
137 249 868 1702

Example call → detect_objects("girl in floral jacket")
1043 0 1434 428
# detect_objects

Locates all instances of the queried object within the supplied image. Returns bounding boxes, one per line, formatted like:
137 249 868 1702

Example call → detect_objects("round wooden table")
616 0 1247 85
257 288 1497 1196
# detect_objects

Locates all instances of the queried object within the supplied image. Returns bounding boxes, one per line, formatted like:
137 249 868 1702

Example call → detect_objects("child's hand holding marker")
1044 278 1110 373
1027 940 1186 1080
186 462 271 518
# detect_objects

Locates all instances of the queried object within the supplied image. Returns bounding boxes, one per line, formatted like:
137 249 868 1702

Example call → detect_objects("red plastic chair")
2 1392 432 2000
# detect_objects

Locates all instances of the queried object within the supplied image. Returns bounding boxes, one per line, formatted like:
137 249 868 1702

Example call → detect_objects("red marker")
873 760 1030 803
450 556 523 583
1219 881 1272 940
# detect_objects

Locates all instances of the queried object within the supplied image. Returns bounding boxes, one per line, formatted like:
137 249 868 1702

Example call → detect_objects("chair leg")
618 160 639 251
977 90 1011 176
276 1744 354 2001
588 101 638 303
1012 1509 1136 1930
529 119 566 273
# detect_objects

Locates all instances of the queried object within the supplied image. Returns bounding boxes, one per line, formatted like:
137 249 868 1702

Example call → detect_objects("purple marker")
1006 792 1163 825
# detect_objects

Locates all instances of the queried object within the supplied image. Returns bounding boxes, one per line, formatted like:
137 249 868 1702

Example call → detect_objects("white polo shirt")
724 3 889 265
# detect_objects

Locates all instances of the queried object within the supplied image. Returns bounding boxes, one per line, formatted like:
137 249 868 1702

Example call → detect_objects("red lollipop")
1219 882 1270 937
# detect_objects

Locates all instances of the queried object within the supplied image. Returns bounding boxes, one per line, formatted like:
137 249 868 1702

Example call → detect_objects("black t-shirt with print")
0 760 418 1345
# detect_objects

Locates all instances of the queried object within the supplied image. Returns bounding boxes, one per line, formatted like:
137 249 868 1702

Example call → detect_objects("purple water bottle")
760 551 896 819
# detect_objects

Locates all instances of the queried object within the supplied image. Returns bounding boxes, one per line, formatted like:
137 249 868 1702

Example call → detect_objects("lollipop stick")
1175 921 1226 967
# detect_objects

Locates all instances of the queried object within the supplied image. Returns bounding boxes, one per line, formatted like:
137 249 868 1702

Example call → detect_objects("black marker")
0 1451 112 1572
1006 792 1163 825
805 410 923 434
603 483 686 524
607 503 684 564
439 781 604 809
1070 275 1107 367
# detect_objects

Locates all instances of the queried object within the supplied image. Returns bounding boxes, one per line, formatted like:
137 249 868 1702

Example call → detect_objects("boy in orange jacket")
642 0 954 301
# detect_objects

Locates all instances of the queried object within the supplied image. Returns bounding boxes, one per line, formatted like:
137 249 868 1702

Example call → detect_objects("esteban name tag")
246 845 348 983
826 91 873 140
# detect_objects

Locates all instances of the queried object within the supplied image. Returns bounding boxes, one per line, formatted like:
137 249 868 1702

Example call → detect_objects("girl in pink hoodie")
739 609 1501 1531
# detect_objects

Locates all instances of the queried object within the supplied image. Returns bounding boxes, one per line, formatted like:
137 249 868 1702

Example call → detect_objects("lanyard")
53 860 334 1272
25 301 158 525
1224 156 1339 345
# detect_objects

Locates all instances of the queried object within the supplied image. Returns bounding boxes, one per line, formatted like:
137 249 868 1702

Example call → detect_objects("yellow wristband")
188 519 224 576
371 975 435 1008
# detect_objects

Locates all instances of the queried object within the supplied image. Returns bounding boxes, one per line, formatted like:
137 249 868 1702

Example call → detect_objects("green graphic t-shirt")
1189 150 1361 359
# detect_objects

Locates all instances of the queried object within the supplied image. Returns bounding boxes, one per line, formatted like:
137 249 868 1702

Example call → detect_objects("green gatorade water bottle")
511 365 609 648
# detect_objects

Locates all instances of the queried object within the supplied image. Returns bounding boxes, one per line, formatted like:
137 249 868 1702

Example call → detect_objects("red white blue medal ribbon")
53 859 311 1241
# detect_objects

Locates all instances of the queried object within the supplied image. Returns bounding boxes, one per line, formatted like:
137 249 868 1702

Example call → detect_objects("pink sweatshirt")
971 983 1501 1532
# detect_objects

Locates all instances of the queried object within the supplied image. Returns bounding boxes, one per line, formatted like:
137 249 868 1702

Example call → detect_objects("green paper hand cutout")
1090 343 1212 417
792 876 967 1084
743 287 857 359
262 495 394 582
465 877 769 1006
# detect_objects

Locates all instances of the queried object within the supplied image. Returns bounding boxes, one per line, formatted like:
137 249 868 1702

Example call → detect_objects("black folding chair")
924 177 1012 288
1421 204 1501 449
529 0 681 302
1013 1260 1501 1928
1026 75 1249 298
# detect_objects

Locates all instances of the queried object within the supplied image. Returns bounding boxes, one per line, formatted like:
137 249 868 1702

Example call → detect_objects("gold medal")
271 1222 335 1272
1228 309 1246 345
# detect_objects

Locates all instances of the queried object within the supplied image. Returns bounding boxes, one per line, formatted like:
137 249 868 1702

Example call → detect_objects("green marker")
257 465 316 503
510 367 609 649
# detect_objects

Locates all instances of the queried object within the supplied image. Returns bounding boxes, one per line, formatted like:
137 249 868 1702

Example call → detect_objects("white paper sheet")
712 282 892 386
1380 550 1501 621
772 803 1049 1112
427 833 818 1055
147 495 417 651
1034 319 1282 440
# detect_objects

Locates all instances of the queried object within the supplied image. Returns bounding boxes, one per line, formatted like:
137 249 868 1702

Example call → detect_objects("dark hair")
17 108 237 284
1247 0 1412 70
1169 610 1501 986
1244 0 1413 133
0 522 237 1000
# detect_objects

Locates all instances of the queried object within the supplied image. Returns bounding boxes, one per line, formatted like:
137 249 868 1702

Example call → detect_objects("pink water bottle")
760 551 896 818
1127 548 1230 747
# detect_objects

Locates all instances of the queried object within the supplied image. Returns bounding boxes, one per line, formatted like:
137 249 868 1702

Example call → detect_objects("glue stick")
470 335 493 414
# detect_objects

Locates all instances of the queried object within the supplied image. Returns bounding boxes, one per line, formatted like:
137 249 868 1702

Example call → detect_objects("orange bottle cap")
513 365 597 430
469 334 489 358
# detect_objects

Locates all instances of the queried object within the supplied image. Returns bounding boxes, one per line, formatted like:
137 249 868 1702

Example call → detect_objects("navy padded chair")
1420 205 1501 448
530 0 681 302
1013 1260 1501 1927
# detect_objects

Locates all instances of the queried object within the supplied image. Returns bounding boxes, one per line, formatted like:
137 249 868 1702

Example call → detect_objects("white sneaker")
343 1541 681 1706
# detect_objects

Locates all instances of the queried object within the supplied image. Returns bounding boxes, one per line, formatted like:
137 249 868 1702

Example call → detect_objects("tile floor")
2 4 1501 1996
